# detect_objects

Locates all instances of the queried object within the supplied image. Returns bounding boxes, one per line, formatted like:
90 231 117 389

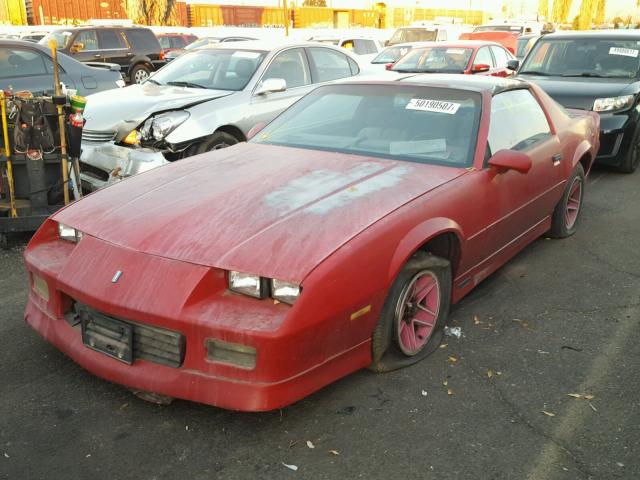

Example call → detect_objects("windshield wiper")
518 70 553 76
166 81 208 89
145 78 162 85
561 72 606 78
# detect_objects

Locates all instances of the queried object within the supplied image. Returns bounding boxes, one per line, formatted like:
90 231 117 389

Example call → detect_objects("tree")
577 0 597 30
552 0 573 23
595 0 606 25
123 0 178 25
538 0 549 20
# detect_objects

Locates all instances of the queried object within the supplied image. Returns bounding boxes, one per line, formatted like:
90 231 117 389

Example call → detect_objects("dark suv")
41 26 165 84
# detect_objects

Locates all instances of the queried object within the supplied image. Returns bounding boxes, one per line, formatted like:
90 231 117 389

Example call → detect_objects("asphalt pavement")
1 165 638 480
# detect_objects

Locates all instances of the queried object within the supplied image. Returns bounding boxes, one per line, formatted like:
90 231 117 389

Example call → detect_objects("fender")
387 217 465 284
572 139 594 171
128 55 153 74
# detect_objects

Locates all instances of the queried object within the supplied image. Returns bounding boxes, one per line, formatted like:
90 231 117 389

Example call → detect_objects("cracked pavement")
1 166 638 480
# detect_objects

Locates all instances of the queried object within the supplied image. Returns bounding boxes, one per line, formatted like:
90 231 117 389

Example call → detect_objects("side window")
491 46 509 67
125 29 159 51
342 40 355 51
307 47 354 83
75 30 99 50
158 36 170 49
170 37 185 48
488 89 551 155
365 40 378 54
474 47 494 67
0 48 48 78
352 40 367 55
98 29 126 50
262 48 310 89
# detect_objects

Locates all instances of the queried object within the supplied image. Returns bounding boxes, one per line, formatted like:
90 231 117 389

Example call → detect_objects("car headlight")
228 271 267 299
140 110 189 142
593 95 634 112
271 279 300 305
58 222 83 243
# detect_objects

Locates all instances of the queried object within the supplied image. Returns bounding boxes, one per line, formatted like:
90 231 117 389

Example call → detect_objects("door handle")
552 153 562 165
94 54 101 58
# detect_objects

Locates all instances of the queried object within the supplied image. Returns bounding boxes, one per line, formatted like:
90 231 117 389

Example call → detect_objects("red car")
156 33 197 53
23 76 599 411
390 41 518 77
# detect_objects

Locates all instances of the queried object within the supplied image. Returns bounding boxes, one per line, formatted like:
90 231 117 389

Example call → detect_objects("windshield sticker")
233 51 261 59
406 98 461 114
609 47 639 58
390 138 447 155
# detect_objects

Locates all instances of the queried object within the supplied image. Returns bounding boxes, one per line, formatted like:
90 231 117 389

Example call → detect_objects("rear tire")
617 124 640 174
130 64 151 84
370 252 451 373
184 131 239 158
549 163 585 238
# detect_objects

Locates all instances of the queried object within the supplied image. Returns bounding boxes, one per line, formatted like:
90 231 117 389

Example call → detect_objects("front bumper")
595 109 638 165
80 143 168 191
23 227 371 411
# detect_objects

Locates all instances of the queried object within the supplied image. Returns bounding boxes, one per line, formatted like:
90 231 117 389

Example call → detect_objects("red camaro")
23 76 599 411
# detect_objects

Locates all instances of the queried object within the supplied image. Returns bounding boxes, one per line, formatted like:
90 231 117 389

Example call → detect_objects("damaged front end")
80 110 197 191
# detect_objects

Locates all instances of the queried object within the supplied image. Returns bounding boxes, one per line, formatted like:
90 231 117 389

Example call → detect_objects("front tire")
130 64 151 84
184 131 239 157
549 163 585 238
370 252 451 373
618 124 640 174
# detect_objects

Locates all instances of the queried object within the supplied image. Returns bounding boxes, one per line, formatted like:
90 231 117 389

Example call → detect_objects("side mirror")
70 42 84 53
472 63 491 73
247 122 267 140
488 149 532 174
255 78 287 96
506 59 520 71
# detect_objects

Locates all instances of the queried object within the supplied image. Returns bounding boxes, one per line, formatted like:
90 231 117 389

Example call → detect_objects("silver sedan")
80 40 368 191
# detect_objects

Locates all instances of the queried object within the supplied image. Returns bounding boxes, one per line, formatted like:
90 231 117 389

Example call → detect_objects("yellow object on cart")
0 90 17 218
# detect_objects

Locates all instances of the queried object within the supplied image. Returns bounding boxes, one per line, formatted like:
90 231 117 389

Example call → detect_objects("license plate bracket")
80 308 134 365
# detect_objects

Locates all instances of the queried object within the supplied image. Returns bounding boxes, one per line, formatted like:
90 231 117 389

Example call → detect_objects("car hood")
55 143 466 283
517 75 633 110
83 83 234 136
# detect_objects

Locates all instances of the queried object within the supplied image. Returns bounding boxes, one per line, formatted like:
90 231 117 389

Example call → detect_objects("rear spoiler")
83 62 121 72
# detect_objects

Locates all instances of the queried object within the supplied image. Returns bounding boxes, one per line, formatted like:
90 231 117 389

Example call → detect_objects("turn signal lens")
122 130 140 145
57 222 83 243
205 339 256 369
31 273 50 301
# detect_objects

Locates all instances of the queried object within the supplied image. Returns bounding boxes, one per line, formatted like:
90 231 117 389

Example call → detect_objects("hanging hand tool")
0 91 17 218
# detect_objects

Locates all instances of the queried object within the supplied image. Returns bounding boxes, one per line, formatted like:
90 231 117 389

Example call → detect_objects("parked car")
369 42 435 70
79 41 365 191
387 26 450 46
0 39 124 96
308 35 382 55
518 30 640 172
516 33 540 61
156 32 197 53
40 26 165 84
23 75 599 411
164 36 257 62
390 41 517 77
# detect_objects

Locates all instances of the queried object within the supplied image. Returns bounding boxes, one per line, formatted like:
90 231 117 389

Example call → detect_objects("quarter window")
262 48 310 89
488 89 551 154
307 47 354 83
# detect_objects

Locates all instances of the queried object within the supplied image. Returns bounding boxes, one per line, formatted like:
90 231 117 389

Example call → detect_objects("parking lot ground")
1 166 639 480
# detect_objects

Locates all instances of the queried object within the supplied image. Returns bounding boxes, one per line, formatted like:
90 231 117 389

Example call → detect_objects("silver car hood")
83 83 235 137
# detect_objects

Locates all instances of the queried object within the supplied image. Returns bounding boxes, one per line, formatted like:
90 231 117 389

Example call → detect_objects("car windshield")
252 84 480 167
40 30 73 49
392 47 473 73
185 38 220 50
371 45 413 64
521 37 640 78
151 48 266 90
390 29 437 44
474 25 523 32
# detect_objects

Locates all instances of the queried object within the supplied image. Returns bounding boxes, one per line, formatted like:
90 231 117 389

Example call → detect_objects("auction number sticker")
406 98 461 114
609 47 639 58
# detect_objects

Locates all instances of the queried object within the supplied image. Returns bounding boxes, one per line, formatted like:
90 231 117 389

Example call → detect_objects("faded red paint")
23 79 600 411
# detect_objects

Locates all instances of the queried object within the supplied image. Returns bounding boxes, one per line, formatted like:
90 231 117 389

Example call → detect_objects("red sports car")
23 76 599 411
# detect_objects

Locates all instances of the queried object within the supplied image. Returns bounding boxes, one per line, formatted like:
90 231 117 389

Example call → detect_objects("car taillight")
159 49 165 61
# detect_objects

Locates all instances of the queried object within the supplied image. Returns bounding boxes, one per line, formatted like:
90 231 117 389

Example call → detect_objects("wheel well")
215 125 246 142
416 232 461 277
579 153 592 176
